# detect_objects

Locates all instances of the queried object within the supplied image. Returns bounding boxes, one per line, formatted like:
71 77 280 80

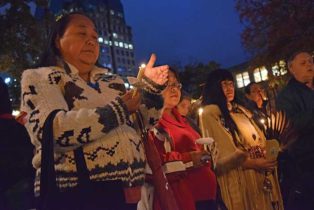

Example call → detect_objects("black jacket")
0 117 34 210
276 78 314 170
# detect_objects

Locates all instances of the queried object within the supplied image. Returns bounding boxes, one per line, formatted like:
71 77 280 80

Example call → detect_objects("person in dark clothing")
243 82 269 131
0 78 35 210
276 50 314 210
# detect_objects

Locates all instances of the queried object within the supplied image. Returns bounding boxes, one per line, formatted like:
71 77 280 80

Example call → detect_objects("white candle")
198 107 205 137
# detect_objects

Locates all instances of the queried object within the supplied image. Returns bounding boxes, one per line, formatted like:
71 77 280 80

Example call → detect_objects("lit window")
279 60 288 75
272 60 287 76
119 42 124 47
236 72 250 88
261 67 268 81
112 33 118 38
114 41 119 46
124 43 129 49
110 10 114 15
243 72 250 86
98 37 104 43
128 44 133 49
254 69 261 83
253 66 268 82
236 74 244 88
104 39 109 45
109 41 112 46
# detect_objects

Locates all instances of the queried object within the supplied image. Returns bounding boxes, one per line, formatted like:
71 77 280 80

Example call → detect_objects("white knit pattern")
20 65 163 195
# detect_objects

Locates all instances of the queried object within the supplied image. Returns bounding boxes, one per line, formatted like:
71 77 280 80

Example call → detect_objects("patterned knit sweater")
20 64 164 196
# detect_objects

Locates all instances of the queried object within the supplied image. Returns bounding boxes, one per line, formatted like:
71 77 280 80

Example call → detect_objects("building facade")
229 60 289 89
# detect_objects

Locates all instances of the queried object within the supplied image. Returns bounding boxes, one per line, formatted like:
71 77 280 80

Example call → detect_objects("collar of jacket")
289 77 314 92
62 61 110 83
159 107 188 128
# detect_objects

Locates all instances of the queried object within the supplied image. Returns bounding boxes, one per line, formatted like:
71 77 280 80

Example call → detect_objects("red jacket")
153 107 217 208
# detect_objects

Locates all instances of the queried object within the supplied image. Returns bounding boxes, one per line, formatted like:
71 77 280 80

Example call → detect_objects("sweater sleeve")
21 68 129 152
202 105 245 175
137 75 166 129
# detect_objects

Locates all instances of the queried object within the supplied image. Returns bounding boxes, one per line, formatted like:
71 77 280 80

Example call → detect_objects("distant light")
119 42 123 48
112 33 118 38
12 110 20 116
98 37 104 43
140 63 146 68
4 77 11 84
260 119 265 124
14 79 17 82
128 44 133 49
130 85 134 89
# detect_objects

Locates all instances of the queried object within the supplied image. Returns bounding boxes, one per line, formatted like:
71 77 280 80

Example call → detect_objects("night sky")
121 0 248 68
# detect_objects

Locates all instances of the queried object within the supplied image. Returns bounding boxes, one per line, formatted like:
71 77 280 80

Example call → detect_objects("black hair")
0 78 12 115
38 12 96 67
202 69 239 138
168 66 180 82
244 82 257 94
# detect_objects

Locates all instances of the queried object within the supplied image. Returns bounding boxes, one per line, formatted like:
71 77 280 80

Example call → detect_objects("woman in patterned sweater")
20 12 168 210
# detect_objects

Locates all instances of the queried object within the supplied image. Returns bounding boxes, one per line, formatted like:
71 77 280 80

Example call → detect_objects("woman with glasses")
149 68 217 210
200 69 283 210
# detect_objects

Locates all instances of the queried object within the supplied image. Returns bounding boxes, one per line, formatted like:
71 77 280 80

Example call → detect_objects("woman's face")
162 71 182 109
177 98 191 117
57 14 100 75
221 80 235 102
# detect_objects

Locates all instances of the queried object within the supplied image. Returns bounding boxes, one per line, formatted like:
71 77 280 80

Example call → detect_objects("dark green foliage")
236 0 314 67
179 61 220 98
0 0 53 106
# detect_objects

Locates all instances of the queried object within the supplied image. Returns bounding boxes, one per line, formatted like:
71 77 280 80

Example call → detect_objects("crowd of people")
1 12 313 210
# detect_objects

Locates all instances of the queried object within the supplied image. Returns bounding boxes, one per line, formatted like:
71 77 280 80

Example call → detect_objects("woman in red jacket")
151 68 217 210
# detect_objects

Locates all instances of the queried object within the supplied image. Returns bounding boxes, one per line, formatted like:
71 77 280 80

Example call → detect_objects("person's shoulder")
22 66 65 84
236 104 253 118
23 66 63 75
203 104 221 116
277 79 299 96
276 84 294 101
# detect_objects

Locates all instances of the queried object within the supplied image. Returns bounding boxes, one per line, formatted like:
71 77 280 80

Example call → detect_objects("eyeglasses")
167 83 182 89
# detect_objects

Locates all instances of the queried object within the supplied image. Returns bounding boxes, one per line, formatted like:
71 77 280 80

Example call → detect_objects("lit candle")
133 64 146 97
198 107 205 137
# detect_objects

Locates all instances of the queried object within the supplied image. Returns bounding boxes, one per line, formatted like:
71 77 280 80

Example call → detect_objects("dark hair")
0 78 12 115
168 66 180 82
202 69 239 137
38 12 96 67
202 69 234 106
244 82 257 94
